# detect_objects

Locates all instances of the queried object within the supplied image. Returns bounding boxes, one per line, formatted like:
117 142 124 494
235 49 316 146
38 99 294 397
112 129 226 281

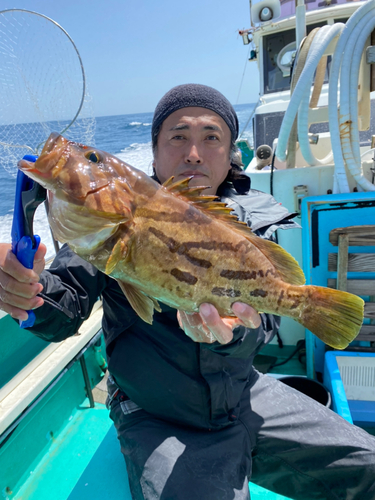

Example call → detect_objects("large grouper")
18 133 364 349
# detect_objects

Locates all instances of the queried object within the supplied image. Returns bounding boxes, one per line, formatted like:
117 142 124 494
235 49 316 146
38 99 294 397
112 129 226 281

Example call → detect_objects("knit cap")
151 84 239 145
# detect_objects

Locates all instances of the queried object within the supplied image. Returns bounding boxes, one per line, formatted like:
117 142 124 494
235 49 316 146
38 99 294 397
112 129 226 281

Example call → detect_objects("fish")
18 132 364 349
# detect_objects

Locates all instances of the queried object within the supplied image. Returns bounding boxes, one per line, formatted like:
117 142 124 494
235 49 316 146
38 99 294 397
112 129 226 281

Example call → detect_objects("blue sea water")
0 103 255 258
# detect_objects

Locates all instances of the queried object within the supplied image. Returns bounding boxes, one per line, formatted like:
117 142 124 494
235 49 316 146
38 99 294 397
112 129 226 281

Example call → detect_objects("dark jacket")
29 187 299 430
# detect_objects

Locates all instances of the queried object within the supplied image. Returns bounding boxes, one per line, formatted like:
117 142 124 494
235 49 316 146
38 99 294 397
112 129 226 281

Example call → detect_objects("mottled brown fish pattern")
18 133 365 350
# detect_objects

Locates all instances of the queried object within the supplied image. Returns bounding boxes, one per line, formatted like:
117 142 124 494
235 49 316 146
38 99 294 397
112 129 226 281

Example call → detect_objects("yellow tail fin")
298 286 364 349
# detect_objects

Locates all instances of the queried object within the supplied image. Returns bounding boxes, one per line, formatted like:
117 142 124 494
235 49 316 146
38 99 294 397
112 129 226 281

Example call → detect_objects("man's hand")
177 302 261 344
0 242 47 321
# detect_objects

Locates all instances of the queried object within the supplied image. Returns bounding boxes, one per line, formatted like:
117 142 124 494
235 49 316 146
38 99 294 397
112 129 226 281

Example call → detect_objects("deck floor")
92 370 109 404
14 348 373 499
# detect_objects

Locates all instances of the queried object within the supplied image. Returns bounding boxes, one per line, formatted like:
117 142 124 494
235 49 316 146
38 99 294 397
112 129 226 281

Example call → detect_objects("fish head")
18 132 143 214
19 133 120 200
17 133 142 249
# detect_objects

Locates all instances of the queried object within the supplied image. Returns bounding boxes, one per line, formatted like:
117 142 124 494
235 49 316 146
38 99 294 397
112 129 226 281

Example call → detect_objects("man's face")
153 107 232 195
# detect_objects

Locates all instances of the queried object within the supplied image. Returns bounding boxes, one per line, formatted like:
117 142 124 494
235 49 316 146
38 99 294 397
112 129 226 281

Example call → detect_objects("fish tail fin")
299 286 364 349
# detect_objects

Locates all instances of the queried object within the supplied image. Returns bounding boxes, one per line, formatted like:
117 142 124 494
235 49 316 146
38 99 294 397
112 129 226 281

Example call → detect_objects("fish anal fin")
117 280 160 324
150 296 162 313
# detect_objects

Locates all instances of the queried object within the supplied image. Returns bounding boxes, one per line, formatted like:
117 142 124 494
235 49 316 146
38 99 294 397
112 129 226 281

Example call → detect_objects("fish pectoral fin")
105 238 127 275
117 280 160 324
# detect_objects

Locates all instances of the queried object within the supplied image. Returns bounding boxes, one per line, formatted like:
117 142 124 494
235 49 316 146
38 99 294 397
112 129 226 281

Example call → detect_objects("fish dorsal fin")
163 176 246 224
117 280 161 324
163 176 215 200
162 176 177 188
163 176 305 285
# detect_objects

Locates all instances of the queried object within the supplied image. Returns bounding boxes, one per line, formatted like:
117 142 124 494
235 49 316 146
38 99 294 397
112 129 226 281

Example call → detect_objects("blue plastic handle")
11 156 40 328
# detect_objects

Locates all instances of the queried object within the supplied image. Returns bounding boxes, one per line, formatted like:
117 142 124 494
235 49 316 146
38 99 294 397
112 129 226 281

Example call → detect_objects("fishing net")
0 9 96 176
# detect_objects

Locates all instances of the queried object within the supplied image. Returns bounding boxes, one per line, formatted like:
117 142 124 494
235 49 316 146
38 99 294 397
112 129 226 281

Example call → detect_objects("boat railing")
0 300 103 439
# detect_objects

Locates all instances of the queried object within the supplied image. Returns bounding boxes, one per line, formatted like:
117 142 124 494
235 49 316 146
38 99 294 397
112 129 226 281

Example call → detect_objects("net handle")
0 8 86 152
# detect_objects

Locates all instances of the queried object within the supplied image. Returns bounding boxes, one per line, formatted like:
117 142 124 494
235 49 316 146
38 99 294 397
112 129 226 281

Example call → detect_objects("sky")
0 0 260 117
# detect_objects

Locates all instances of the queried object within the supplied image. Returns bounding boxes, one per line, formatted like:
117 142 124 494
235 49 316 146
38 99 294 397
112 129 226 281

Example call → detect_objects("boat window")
334 17 349 24
277 41 297 77
263 22 326 94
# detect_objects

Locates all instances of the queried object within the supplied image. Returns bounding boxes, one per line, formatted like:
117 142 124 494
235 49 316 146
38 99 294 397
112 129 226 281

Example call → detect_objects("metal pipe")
295 0 306 49
80 356 95 408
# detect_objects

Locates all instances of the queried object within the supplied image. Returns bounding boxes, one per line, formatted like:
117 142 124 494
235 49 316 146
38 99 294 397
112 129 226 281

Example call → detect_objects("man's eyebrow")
169 124 189 131
169 124 222 131
203 125 221 131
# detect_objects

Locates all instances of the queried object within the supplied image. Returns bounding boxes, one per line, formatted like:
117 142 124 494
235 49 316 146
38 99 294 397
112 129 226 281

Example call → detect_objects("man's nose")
185 144 202 164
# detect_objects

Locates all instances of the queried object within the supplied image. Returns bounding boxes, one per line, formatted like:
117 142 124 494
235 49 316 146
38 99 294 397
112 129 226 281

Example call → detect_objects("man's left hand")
177 302 261 344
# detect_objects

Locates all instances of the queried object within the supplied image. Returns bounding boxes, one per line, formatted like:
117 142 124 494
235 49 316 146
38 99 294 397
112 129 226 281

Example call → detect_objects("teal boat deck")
11 401 292 500
2 324 372 500
2 342 306 500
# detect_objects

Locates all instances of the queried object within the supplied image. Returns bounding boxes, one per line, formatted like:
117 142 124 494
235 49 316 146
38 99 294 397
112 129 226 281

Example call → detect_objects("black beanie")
151 84 239 145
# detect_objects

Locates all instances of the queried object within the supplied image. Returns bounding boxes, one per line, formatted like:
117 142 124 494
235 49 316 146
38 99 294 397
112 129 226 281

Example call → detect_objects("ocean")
0 103 255 260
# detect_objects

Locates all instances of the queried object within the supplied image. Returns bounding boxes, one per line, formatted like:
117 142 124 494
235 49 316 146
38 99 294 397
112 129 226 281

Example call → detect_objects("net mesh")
0 9 95 176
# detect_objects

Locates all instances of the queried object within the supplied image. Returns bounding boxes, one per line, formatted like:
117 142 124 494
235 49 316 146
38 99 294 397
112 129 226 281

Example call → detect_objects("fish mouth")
41 132 68 155
18 133 70 178
18 159 37 172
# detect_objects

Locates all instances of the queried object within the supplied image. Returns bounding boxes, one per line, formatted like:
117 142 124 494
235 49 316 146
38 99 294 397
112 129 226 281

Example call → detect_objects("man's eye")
171 135 185 140
206 135 219 141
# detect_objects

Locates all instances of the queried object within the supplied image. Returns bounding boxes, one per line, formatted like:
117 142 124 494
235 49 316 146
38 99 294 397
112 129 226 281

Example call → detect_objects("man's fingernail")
233 302 246 313
220 332 233 344
199 303 212 317
15 312 28 321
32 298 44 309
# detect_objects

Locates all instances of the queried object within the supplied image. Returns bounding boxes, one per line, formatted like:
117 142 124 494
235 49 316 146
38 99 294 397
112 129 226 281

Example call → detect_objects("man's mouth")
180 170 207 178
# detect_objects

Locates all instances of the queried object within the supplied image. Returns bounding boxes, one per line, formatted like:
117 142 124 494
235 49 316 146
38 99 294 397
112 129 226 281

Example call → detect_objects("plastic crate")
324 351 375 426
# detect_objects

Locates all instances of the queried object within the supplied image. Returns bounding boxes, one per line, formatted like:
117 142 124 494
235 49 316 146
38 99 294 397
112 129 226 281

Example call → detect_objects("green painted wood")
0 314 49 389
0 350 105 499
0 363 88 497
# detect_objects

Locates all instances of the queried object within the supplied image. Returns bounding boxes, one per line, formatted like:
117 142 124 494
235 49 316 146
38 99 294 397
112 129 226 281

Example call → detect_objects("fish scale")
17 132 364 349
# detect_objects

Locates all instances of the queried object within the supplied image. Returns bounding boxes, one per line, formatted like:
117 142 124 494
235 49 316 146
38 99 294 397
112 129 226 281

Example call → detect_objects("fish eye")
85 151 101 163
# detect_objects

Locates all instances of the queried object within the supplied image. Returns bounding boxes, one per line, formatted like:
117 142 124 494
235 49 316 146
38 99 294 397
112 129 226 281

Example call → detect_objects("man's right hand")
0 242 47 321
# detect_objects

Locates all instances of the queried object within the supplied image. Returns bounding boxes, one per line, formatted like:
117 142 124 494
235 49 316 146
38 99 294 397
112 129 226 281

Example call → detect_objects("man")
0 84 375 500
